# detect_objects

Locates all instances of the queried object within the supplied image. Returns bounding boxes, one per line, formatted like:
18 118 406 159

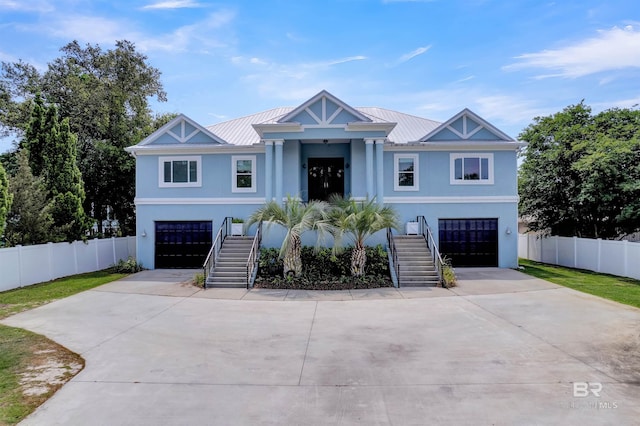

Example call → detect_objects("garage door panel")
439 219 498 267
155 221 213 269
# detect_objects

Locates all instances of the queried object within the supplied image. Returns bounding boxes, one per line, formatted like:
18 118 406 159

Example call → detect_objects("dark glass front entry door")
308 157 344 201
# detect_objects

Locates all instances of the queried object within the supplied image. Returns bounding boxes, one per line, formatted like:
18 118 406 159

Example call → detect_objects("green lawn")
0 270 126 425
518 258 640 309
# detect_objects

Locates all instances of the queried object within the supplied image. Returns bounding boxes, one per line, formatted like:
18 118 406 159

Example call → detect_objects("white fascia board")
126 145 264 156
252 123 302 138
135 197 266 205
346 122 397 134
384 141 527 151
384 195 519 204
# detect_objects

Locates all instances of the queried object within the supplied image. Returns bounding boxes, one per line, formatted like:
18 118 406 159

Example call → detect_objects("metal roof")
206 106 442 146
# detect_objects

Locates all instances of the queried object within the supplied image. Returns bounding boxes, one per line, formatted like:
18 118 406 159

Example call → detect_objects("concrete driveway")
3 268 640 425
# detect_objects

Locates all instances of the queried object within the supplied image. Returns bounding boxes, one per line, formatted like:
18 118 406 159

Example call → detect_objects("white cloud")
392 45 432 66
0 0 53 12
505 25 640 78
141 0 205 10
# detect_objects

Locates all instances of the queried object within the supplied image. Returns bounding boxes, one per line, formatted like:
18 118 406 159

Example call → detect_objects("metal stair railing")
246 221 263 289
202 216 231 288
417 215 445 287
386 227 400 287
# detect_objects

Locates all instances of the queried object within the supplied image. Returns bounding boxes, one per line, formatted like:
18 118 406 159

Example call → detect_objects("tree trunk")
283 235 302 277
351 243 367 277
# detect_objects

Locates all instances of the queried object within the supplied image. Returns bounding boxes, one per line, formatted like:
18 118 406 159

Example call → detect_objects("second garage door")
155 221 212 268
438 218 498 267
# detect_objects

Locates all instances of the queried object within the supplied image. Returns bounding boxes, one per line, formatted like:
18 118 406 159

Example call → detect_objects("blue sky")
1 0 639 152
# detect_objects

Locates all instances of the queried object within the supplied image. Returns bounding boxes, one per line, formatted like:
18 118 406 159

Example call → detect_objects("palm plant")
247 195 331 277
328 196 400 277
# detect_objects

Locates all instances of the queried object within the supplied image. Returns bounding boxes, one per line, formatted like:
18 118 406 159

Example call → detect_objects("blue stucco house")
126 90 523 273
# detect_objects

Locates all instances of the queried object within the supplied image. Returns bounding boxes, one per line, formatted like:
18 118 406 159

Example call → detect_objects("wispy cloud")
505 25 640 78
0 0 53 12
141 0 205 10
389 45 432 66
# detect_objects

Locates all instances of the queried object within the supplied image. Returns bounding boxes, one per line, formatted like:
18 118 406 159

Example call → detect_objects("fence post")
623 240 629 278
112 237 117 265
94 238 100 270
73 241 79 274
596 238 602 273
48 242 54 282
17 245 23 287
573 236 578 268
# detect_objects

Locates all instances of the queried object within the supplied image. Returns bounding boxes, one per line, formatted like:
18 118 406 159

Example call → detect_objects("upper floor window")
159 156 201 187
232 155 256 193
394 154 419 191
450 153 493 184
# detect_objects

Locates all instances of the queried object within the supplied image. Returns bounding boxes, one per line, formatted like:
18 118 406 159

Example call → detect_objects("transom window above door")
159 156 201 187
450 153 494 184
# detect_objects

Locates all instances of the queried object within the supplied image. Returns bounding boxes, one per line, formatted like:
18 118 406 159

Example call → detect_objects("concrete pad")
397 286 455 298
349 288 403 300
93 269 201 297
452 267 560 296
192 288 249 300
242 288 289 300
285 289 354 301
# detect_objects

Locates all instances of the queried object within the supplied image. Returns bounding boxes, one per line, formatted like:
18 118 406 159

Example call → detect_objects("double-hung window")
232 155 256 193
450 153 493 184
159 156 201 187
394 154 419 191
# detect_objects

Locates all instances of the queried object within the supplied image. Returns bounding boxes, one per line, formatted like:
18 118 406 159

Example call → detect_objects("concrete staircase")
205 236 254 288
393 235 440 287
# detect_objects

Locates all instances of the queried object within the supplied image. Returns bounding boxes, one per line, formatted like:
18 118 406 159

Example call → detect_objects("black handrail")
387 227 400 287
416 215 446 287
246 221 263 289
202 216 231 288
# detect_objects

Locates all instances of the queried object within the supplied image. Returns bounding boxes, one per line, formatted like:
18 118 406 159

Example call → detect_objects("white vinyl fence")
0 237 136 292
518 233 640 280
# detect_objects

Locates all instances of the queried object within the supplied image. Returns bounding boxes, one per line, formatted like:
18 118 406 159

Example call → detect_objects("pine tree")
4 151 53 246
22 92 48 177
0 161 11 240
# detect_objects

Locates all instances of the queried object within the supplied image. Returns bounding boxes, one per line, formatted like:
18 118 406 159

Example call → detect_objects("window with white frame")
394 153 419 191
450 153 493 184
159 156 201 187
232 155 256 192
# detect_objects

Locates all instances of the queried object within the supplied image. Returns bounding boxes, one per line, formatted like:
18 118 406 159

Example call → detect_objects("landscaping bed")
254 245 393 290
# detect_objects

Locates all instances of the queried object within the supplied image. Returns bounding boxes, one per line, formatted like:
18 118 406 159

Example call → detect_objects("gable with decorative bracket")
277 90 372 126
420 108 513 142
138 114 227 146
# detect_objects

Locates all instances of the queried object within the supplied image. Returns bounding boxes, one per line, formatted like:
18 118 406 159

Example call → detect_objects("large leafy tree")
519 103 640 239
247 196 332 277
328 196 399 277
4 151 54 246
0 160 10 239
1 40 167 235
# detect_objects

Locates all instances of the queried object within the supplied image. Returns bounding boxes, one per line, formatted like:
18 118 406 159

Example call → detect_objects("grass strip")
518 258 640 309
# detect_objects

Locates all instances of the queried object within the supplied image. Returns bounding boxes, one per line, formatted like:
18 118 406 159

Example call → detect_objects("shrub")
441 257 457 288
255 244 392 290
111 256 144 274
193 272 205 288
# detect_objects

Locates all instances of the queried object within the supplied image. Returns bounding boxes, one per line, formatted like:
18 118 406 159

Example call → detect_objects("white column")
264 140 274 202
274 140 284 205
365 139 374 199
375 139 384 205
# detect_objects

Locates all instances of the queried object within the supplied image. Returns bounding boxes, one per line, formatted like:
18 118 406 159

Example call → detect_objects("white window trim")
232 155 257 193
394 153 419 191
450 153 494 185
159 156 202 188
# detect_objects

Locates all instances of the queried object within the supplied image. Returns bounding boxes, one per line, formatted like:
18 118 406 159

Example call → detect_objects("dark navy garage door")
155 221 212 268
438 219 498 267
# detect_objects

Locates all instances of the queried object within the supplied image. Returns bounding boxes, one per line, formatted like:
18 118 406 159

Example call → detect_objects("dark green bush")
255 245 391 290
111 256 144 273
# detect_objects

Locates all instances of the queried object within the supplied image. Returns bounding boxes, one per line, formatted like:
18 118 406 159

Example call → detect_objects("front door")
308 157 344 201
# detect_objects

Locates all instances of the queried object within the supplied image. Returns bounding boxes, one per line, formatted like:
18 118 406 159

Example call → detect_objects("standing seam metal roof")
206 106 442 146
